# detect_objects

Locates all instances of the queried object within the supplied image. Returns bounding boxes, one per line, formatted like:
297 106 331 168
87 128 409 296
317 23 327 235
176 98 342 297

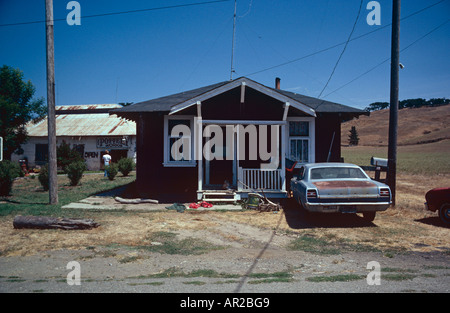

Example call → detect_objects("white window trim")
286 117 315 166
163 115 196 167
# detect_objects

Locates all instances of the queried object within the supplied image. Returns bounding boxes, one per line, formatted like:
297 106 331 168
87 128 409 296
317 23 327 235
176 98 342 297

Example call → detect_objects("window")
289 138 309 163
289 121 309 136
288 120 312 163
35 144 48 164
310 167 368 180
163 116 195 167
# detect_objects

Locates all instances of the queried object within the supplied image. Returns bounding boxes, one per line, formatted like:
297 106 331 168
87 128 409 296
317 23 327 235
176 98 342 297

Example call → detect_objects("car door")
291 166 305 203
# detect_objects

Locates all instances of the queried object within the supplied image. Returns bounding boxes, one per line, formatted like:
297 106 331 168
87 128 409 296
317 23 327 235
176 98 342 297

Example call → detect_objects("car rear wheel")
438 203 450 225
362 211 376 222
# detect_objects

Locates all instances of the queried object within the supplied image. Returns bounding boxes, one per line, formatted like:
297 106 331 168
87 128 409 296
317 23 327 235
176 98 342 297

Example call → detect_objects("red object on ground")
189 203 200 209
200 201 213 208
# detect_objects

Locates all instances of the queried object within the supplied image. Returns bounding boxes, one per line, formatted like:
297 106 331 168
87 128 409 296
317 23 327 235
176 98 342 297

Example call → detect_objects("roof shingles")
112 77 365 116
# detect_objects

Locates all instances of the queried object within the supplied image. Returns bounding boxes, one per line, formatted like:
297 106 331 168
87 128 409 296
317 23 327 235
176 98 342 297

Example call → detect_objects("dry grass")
341 105 450 146
0 211 221 257
0 149 449 257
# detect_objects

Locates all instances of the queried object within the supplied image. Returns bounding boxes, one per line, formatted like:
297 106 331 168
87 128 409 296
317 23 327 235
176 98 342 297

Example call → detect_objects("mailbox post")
371 157 388 182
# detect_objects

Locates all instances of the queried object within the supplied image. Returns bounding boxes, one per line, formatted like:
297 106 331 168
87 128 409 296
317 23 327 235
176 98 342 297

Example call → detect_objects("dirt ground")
0 173 448 293
1 173 448 257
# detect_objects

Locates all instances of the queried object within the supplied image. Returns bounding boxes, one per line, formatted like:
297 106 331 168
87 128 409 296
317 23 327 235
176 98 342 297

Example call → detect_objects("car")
424 187 450 225
290 163 392 221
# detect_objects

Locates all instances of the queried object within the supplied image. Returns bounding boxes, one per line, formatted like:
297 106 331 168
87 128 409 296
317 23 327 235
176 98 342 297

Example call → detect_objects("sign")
96 137 129 149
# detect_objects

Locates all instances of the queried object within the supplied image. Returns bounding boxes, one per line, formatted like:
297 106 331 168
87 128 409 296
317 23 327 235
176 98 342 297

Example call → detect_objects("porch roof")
112 77 366 119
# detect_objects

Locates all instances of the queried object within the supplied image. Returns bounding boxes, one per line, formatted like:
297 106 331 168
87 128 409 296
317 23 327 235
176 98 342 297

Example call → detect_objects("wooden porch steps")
202 190 238 203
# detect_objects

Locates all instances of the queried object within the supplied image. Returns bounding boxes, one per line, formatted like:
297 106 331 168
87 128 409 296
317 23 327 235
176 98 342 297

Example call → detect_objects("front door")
204 125 237 189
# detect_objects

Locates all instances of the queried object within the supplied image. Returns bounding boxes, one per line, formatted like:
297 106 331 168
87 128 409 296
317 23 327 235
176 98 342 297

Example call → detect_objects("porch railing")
238 167 284 191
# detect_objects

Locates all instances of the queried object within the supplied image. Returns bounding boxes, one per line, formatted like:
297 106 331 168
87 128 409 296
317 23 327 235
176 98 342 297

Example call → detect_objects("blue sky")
0 0 449 110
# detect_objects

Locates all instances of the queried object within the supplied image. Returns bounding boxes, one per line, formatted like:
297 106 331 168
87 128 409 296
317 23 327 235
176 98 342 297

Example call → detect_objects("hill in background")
341 104 450 146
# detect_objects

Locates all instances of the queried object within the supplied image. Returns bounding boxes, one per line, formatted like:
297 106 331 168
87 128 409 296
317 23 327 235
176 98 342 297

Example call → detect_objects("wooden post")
46 0 58 204
387 0 401 206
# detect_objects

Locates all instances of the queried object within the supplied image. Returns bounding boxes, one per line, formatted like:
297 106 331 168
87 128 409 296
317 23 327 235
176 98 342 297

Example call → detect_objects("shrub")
117 158 135 176
105 163 118 181
57 140 83 173
38 164 49 191
66 161 87 186
0 161 21 196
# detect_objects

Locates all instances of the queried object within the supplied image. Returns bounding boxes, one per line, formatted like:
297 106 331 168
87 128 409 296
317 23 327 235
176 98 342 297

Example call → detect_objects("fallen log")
114 196 159 204
13 215 100 230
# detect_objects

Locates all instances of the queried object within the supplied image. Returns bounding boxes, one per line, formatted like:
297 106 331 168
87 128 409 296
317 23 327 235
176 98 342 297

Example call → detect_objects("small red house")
113 77 365 202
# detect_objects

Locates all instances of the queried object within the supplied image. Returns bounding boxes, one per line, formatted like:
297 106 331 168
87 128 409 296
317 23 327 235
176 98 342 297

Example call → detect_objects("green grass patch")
383 267 418 273
341 142 450 175
127 281 164 286
136 231 225 256
248 277 293 284
182 281 206 285
5 278 26 283
118 255 141 264
287 235 341 255
306 274 363 283
382 273 417 281
380 267 419 281
247 271 292 279
131 268 239 280
0 173 136 217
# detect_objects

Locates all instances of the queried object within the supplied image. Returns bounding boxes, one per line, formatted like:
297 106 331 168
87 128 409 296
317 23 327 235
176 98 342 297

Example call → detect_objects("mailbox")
371 157 388 168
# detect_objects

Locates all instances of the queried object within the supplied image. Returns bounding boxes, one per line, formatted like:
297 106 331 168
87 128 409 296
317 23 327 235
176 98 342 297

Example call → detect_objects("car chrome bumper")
304 202 390 213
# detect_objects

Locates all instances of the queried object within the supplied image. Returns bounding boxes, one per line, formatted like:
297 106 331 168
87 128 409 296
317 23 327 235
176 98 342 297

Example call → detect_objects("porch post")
236 127 241 191
196 113 203 195
281 123 286 192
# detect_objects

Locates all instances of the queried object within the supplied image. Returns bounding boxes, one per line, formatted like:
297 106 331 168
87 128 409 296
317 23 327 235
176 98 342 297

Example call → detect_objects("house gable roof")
112 77 366 119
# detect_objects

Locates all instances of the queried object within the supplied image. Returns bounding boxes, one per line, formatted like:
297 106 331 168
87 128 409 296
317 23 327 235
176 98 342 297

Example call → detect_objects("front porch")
198 166 288 202
196 119 289 202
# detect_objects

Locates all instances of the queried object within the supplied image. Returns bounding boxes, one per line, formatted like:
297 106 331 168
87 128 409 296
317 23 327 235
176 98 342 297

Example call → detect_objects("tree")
0 65 46 160
348 126 360 146
118 102 134 107
365 97 449 112
364 102 389 112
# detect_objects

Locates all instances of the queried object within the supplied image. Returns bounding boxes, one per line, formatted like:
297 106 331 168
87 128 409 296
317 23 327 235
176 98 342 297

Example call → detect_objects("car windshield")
310 167 367 180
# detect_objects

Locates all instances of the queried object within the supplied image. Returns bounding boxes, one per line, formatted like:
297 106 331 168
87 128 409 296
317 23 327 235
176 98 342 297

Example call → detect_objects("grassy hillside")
341 104 450 146
341 104 450 175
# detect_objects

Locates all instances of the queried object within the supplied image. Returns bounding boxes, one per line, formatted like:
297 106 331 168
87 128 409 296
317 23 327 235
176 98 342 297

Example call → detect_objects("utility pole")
46 0 58 204
387 0 401 206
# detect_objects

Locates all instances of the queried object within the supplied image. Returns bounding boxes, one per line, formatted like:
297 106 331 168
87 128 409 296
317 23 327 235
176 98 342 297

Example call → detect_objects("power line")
0 0 231 27
243 0 448 77
323 18 450 99
317 0 363 98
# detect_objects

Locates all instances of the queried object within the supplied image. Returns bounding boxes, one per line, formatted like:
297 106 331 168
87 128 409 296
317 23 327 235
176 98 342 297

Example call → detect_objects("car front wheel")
438 203 450 225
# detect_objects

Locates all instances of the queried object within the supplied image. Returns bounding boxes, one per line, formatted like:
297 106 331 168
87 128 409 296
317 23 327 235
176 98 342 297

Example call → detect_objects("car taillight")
380 188 390 197
307 189 317 198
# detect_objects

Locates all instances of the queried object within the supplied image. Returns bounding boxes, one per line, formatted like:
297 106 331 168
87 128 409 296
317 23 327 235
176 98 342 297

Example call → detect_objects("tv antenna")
230 0 237 80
